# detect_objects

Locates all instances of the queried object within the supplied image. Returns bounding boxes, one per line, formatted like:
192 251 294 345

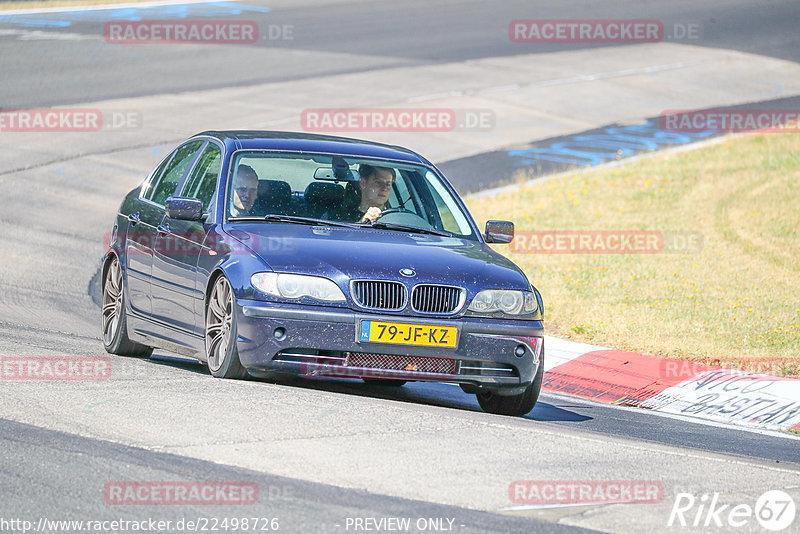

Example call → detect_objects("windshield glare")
227 152 475 238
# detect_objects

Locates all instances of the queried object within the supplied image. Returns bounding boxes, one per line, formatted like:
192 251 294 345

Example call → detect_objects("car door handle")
128 212 141 226
157 224 170 235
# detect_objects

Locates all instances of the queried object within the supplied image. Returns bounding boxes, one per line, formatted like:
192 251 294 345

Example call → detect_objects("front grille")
411 284 465 314
351 280 407 311
346 353 456 374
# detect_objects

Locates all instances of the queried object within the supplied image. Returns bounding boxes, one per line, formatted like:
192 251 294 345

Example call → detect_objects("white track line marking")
542 390 800 441
0 28 99 39
408 62 693 103
0 0 221 16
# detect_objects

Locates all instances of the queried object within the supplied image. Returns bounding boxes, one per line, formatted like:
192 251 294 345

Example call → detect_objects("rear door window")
181 142 222 210
140 156 171 201
149 140 204 205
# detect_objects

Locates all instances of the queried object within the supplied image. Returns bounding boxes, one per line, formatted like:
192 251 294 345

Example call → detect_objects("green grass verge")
465 133 800 376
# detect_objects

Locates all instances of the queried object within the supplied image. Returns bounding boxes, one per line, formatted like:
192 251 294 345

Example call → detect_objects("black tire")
102 256 153 358
477 347 544 416
363 379 407 387
205 275 248 379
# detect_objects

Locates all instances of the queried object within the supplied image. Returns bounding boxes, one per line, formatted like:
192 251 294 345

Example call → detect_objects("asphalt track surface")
1 1 800 533
440 94 800 193
2 419 591 534
0 0 798 107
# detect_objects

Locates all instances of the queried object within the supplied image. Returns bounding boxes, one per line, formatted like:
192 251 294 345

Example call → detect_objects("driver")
334 164 395 223
230 165 260 217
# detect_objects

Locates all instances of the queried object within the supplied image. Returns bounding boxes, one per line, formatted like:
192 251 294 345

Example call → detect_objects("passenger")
334 164 395 223
230 165 260 217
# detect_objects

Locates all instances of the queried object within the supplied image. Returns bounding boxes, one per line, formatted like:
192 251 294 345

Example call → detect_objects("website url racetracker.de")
0 516 280 533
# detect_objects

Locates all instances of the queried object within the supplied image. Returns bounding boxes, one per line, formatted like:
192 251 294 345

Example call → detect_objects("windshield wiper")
228 214 358 228
365 222 455 237
263 214 360 228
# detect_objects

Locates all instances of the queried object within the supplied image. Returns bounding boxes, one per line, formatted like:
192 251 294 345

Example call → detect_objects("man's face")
233 171 258 212
360 169 394 207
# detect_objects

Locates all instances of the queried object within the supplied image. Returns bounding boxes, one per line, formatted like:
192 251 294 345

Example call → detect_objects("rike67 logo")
669 490 796 531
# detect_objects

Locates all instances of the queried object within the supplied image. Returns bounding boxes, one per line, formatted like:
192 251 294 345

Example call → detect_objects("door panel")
137 139 205 323
125 202 165 316
151 141 222 335
151 219 206 333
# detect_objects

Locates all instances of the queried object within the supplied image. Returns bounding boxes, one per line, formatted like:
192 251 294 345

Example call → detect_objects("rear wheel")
205 275 248 379
102 256 153 358
477 347 544 416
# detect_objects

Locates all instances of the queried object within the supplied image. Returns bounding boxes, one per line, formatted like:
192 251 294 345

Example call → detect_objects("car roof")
193 130 431 165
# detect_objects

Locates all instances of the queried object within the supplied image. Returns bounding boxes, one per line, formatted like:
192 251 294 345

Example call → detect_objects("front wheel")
477 347 544 416
205 275 248 379
102 256 153 358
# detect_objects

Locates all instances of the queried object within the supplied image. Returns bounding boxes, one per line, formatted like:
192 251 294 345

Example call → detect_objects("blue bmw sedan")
102 131 545 416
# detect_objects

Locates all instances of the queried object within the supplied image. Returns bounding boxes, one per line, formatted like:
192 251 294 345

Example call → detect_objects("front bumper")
234 299 543 393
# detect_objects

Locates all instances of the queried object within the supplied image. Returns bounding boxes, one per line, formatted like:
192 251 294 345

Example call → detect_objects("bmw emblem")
399 268 416 277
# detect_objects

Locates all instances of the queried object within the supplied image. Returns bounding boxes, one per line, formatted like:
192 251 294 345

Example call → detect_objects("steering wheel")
378 208 416 218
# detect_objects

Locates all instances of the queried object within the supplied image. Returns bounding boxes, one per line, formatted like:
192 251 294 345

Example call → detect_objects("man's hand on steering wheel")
359 206 383 224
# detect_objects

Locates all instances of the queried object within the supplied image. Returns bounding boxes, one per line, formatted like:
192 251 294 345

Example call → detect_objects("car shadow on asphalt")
146 352 211 376
258 376 592 423
144 352 591 422
529 402 592 423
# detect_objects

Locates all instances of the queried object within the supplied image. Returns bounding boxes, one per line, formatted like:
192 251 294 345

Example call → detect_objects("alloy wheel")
206 276 234 372
102 257 123 346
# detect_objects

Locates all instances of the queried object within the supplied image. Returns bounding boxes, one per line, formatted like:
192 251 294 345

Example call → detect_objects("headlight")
251 273 345 302
468 289 539 316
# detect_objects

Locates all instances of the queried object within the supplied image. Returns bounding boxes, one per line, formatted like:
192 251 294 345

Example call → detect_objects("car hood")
224 223 530 290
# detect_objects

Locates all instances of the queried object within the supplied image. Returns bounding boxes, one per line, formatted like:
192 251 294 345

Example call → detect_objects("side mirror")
165 197 205 221
485 220 514 244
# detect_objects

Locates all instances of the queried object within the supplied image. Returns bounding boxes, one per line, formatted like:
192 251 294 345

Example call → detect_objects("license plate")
359 320 457 348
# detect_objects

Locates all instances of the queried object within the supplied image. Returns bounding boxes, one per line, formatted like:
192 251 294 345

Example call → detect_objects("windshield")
226 151 476 238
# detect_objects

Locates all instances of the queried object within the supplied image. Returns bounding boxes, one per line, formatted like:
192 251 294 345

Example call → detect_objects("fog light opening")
514 345 526 358
273 327 286 340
